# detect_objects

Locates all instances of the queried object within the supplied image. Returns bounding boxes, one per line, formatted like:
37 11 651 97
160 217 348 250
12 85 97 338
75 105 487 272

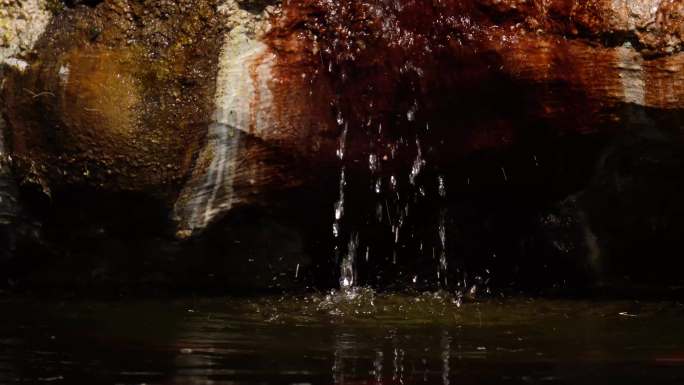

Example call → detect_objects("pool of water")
1 290 683 384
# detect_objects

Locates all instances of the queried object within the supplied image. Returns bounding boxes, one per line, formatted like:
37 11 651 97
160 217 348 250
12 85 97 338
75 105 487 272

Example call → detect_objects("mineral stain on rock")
0 0 683 290
2 0 225 203
3 0 683 232
174 0 340 236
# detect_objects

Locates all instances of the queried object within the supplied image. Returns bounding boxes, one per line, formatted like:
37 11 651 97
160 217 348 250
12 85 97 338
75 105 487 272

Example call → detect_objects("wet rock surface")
0 0 683 293
0 0 52 63
3 0 225 200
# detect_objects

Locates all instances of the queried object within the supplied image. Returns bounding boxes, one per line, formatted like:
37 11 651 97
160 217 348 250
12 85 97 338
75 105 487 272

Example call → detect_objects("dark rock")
1 0 683 293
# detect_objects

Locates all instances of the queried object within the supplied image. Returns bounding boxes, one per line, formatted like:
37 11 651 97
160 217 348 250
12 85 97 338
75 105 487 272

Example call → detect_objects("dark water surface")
1 291 684 384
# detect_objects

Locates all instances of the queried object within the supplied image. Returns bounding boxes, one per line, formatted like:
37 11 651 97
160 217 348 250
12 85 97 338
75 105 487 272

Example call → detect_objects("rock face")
172 0 337 236
3 0 224 200
0 0 52 268
0 0 52 63
0 0 683 291
177 0 684 238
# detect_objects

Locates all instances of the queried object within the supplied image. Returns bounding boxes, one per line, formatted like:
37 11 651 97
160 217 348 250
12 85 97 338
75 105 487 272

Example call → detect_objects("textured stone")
0 0 52 64
1 0 682 228
0 0 683 292
3 0 224 201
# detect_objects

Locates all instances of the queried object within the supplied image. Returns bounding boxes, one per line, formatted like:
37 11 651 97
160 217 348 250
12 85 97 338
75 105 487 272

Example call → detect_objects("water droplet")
369 153 378 173
336 124 348 160
407 109 415 122
340 233 360 291
409 139 425 185
438 175 447 197
374 178 382 194
438 209 448 288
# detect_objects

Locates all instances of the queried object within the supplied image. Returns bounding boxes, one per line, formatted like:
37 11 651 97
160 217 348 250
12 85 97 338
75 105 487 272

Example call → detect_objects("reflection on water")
1 292 684 384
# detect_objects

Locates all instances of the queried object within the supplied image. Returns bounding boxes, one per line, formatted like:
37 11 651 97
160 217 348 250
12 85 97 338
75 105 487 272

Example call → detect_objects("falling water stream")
309 0 491 296
329 74 474 295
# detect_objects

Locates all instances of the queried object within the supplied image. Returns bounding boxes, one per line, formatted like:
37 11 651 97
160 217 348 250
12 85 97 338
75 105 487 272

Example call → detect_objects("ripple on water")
0 296 683 384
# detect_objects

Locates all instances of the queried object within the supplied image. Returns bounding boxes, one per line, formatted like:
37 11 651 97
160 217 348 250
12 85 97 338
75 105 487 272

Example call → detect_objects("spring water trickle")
438 207 448 288
409 138 425 186
333 119 347 238
332 167 345 239
311 0 486 295
333 115 360 295
340 233 359 291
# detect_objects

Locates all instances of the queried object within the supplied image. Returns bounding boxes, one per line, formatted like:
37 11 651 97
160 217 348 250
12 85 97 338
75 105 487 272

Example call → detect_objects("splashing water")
332 113 358 294
340 232 360 292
